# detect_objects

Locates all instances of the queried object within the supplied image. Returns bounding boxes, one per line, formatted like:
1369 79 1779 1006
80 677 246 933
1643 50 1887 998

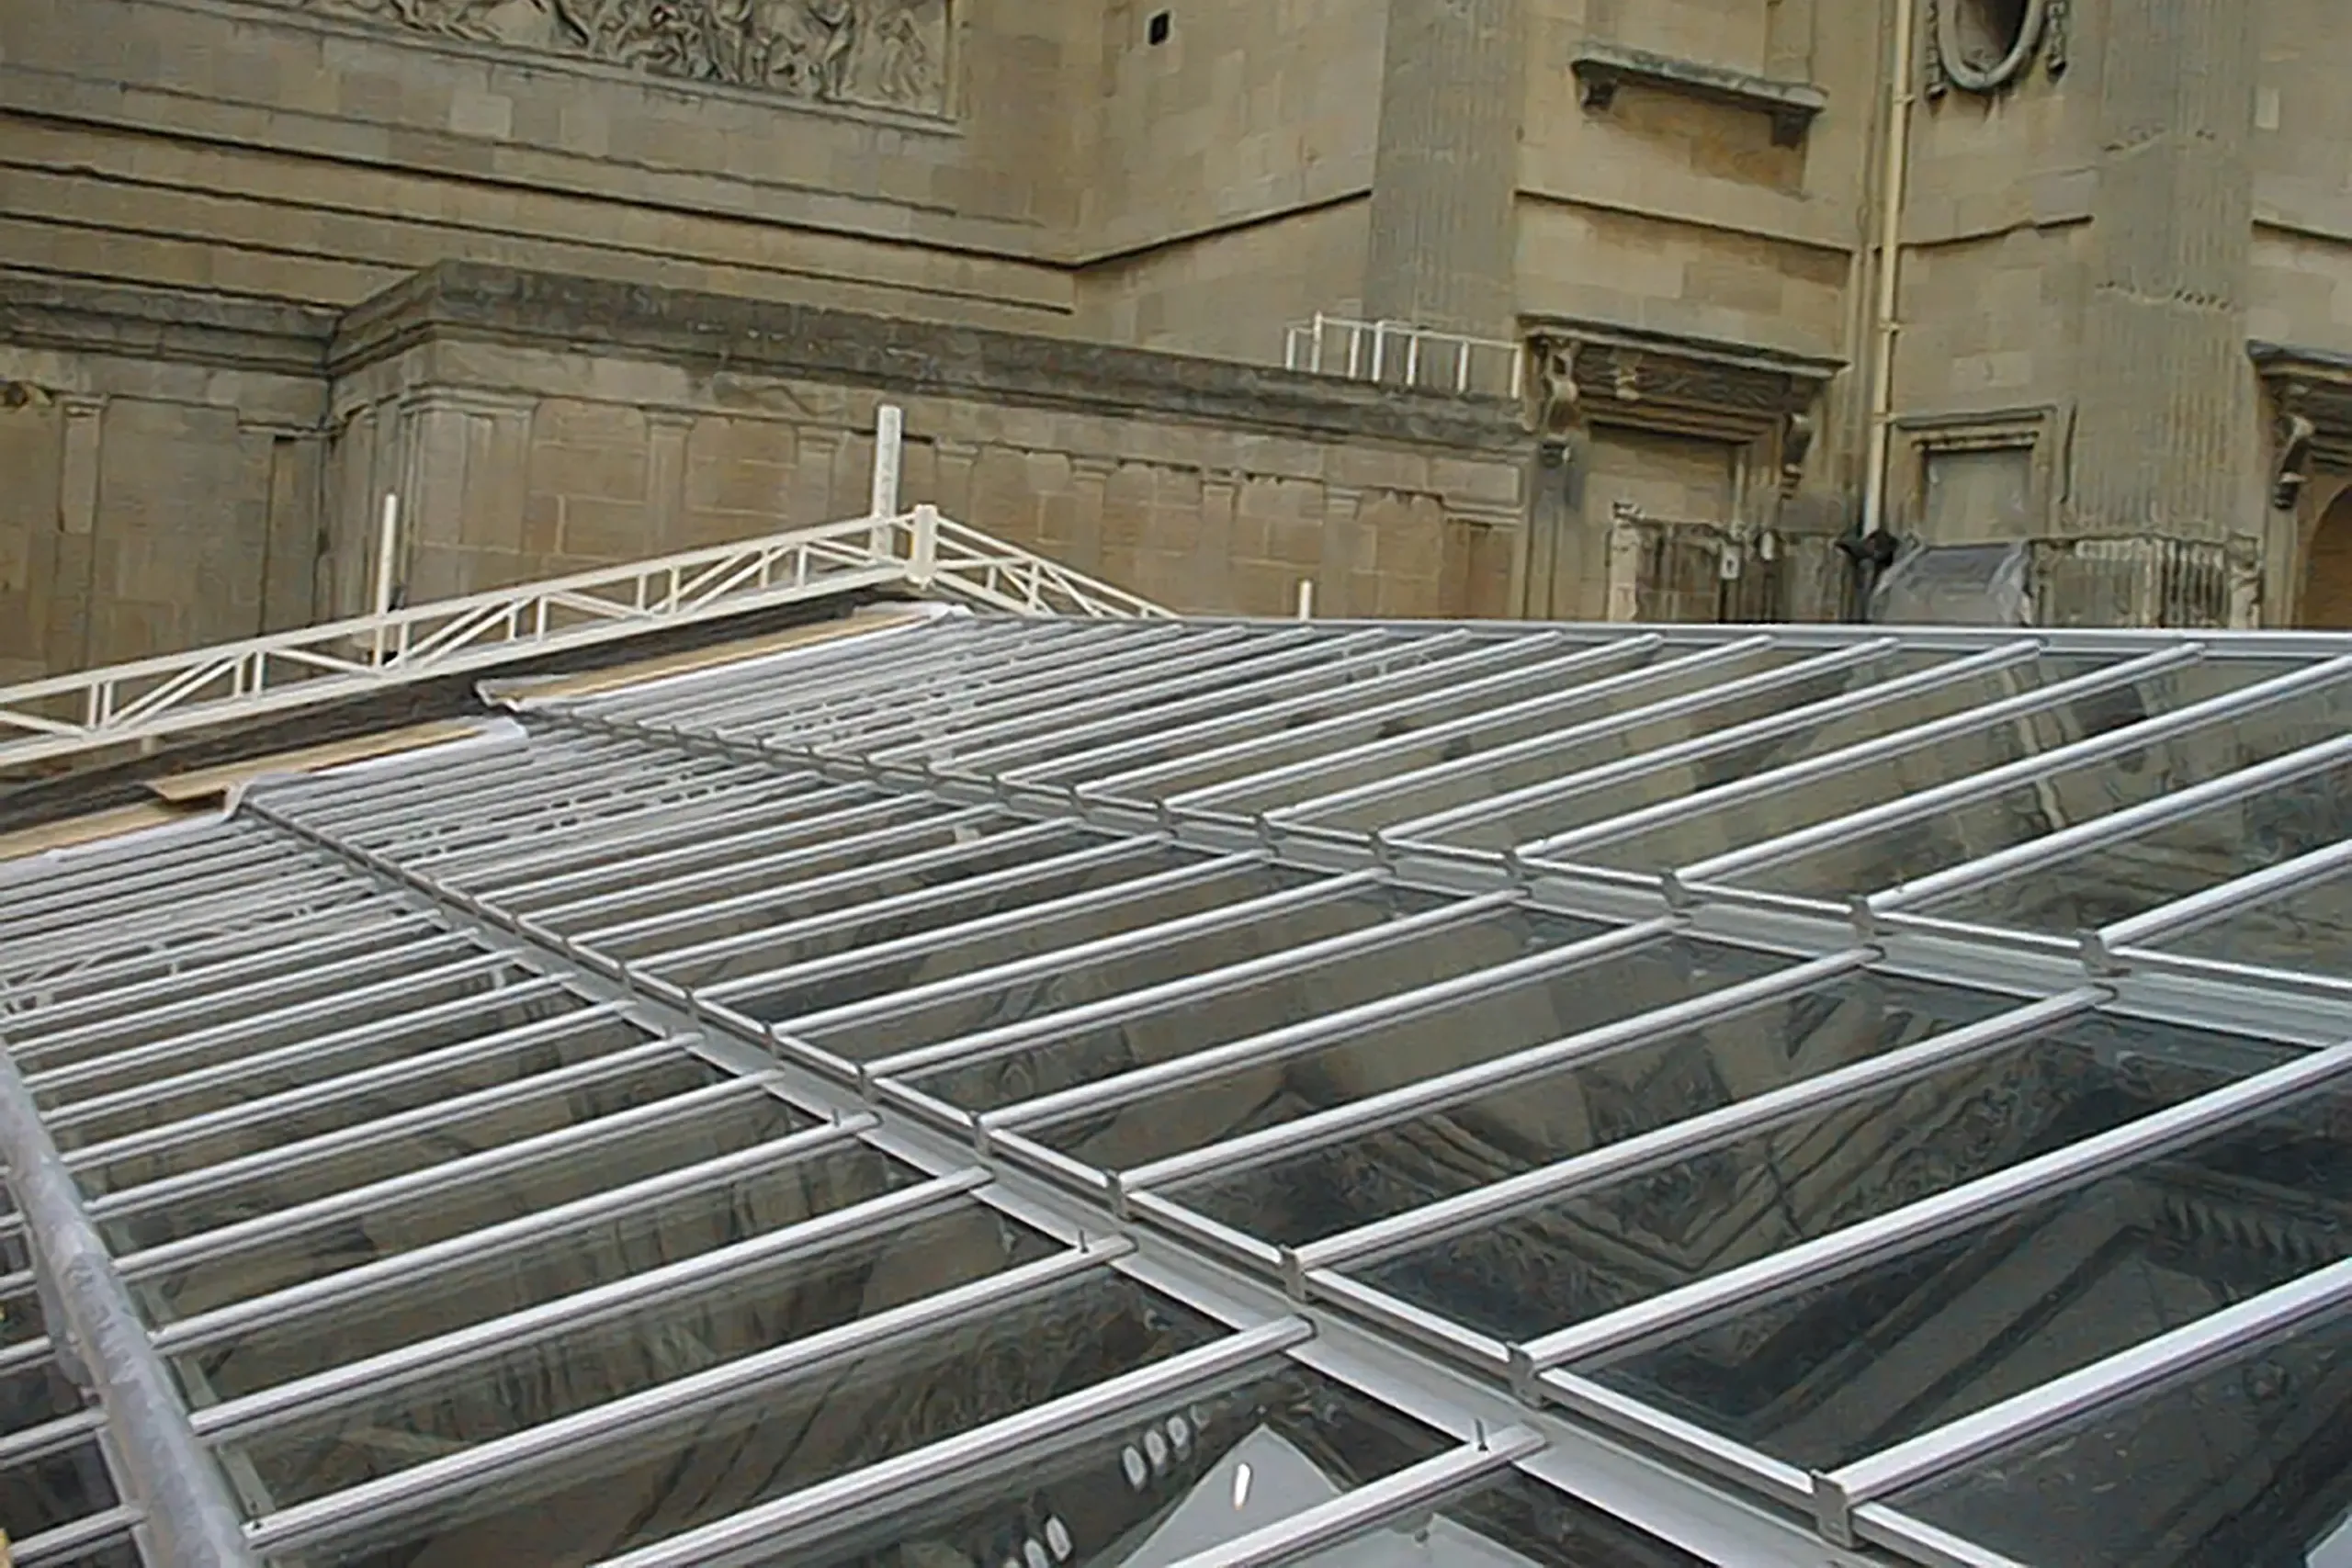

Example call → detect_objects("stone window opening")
1930 0 2055 96
1148 10 1171 45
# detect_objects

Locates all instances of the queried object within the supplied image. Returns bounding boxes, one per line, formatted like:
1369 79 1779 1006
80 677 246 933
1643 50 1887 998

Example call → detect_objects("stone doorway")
2302 487 2352 628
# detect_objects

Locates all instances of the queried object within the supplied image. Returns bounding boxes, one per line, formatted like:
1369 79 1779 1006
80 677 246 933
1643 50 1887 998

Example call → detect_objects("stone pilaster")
1362 0 1522 337
2066 0 2260 545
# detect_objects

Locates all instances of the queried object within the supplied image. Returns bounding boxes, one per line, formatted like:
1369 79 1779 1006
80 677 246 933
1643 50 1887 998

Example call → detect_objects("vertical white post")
869 403 904 558
910 502 940 586
370 493 400 667
1309 312 1327 375
1369 322 1388 384
1295 579 1315 621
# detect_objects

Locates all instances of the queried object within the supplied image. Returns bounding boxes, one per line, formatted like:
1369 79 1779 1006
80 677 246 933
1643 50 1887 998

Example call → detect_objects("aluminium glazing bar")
144 1114 876 1357
240 1239 1132 1558
40 976 574 1135
2086 837 2352 964
12 1511 145 1568
1515 643 2205 864
1822 1249 2352 1521
1867 729 2352 913
906 628 1412 774
1102 635 1637 803
111 1073 783 1280
1537 1368 1816 1513
752 863 1376 1032
587 1316 1314 1568
282 737 643 834
1849 1503 2034 1568
191 1168 991 1439
1264 637 1783 825
60 1002 631 1172
85 1037 684 1224
1385 640 2044 847
1108 949 1871 1196
865 889 1527 1083
0 902 390 1011
1291 989 2102 1279
0 1407 107 1469
0 1045 259 1568
985 916 1684 1138
1671 653 2352 889
0 872 369 980
0 838 294 933
1510 1038 2352 1382
0 847 332 949
1153 1426 1546 1568
369 756 779 865
557 615 996 726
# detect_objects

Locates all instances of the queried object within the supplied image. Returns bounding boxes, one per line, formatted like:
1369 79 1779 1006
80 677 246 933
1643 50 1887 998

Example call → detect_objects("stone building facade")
3 0 2350 675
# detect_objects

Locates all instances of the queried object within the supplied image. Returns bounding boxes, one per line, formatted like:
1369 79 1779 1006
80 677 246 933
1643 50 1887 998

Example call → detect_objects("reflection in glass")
1352 1015 2293 1343
1733 671 2352 903
900 898 1577 1117
730 861 1314 1032
129 1092 807 1326
2159 862 2352 979
1 1357 81 1437
1028 935 1777 1179
1585 1072 2352 1473
170 1144 916 1408
224 1204 1056 1509
0 1436 116 1540
1892 1295 2352 1568
1576 660 2308 888
1163 969 2013 1249
306 1273 1219 1568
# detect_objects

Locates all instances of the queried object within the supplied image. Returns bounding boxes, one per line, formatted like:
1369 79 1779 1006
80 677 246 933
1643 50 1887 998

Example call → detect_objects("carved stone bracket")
1924 0 2064 99
1522 321 1839 451
2252 342 2352 488
273 0 953 117
1569 41 1826 147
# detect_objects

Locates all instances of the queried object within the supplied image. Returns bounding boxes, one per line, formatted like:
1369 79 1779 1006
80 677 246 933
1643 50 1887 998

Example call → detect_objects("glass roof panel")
1886 1288 2352 1568
292 1271 1224 1567
1580 1069 2352 1472
1160 967 2019 1250
1350 1011 2295 1344
2 1357 82 1438
1023 931 1778 1178
0 1435 118 1542
2154 861 2352 977
129 1089 808 1326
1571 656 2312 886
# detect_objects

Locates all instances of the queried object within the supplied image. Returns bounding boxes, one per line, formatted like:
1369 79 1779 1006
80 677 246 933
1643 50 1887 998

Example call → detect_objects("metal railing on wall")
1282 314 1526 400
0 409 1170 776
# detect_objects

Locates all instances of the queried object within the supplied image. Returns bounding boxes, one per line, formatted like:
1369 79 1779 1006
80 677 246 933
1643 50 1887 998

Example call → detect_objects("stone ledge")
0 271 335 378
1570 41 1826 147
333 262 1531 455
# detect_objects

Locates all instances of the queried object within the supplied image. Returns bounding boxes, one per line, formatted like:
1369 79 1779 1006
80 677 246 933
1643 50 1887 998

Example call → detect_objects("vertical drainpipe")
1860 0 1919 545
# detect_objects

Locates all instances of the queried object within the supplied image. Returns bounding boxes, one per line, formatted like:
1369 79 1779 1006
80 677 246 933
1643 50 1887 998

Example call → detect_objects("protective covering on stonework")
5 606 2352 1568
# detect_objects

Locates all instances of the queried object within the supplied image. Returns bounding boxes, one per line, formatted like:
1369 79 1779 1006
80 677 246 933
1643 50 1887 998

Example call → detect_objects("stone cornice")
0 272 334 378
1525 317 1843 446
2253 340 2352 474
332 262 1532 456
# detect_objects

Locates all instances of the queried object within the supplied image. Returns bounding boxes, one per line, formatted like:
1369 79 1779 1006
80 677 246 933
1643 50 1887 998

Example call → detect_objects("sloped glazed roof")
4 609 2350 1568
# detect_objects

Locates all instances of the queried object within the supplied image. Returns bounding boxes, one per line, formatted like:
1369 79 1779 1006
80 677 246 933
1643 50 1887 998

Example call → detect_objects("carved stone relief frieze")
283 0 953 116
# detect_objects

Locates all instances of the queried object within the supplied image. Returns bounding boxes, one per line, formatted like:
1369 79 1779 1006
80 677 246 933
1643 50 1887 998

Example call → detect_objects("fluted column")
2067 0 2260 542
1361 0 1522 337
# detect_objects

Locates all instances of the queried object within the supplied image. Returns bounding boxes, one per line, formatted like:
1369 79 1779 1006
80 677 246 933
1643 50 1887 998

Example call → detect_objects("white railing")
0 410 1168 774
1283 313 1527 400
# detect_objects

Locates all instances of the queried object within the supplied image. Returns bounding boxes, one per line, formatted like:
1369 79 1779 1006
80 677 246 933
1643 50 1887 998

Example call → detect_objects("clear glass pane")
1889 1290 2352 1568
1734 668 2352 902
302 1273 1221 1568
130 1091 808 1326
1161 968 2019 1249
904 901 1589 1118
1352 1013 2295 1343
70 1013 653 1197
1582 1070 2352 1473
96 1054 728 1255
1281 645 1822 832
1577 658 2311 886
751 1361 1454 1568
1 1358 83 1437
0 1437 117 1540
224 1203 1058 1510
2157 862 2352 978
0 1280 47 1350
171 1143 918 1408
46 990 586 1153
1435 653 2111 853
730 861 1316 1031
1919 761 2352 936
798 881 1438 1063
1026 933 1782 1178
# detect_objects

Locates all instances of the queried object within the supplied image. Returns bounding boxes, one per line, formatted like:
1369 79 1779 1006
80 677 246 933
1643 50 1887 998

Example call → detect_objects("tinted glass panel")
1891 1292 2352 1568
1165 968 2018 1249
129 1091 805 1325
1 1358 81 1437
907 903 1597 1118
0 1437 116 1540
309 1273 1220 1568
1028 935 1782 1178
1353 1015 2291 1343
1585 1074 2352 1472
172 1144 916 1407
2159 862 2352 979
